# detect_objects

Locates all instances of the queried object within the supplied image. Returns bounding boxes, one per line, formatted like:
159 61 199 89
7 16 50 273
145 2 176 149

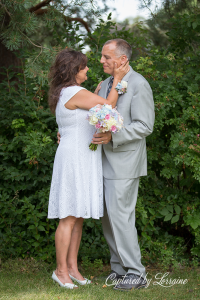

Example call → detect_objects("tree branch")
65 16 91 33
141 0 156 18
29 0 52 13
33 8 48 15
33 6 91 33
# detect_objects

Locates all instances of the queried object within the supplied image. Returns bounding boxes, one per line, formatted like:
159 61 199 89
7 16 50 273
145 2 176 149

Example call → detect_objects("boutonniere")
115 81 128 94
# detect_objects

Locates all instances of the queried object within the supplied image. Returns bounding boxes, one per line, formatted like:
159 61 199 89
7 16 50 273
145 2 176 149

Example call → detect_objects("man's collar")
109 76 114 82
122 66 133 82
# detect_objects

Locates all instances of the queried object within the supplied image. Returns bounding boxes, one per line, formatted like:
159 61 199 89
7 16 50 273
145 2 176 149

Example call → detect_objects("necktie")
106 76 114 98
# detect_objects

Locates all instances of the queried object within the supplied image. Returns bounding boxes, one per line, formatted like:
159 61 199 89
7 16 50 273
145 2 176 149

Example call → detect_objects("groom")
91 39 155 291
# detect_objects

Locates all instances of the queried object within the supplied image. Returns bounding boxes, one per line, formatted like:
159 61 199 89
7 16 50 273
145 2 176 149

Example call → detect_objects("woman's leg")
67 217 85 280
55 216 77 284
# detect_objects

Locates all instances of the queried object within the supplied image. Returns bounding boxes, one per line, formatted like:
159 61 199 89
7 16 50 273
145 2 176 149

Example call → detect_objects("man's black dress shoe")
107 270 124 280
113 273 147 291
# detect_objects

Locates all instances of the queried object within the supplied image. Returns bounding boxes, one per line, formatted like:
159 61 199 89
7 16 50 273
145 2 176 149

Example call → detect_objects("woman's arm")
65 61 129 110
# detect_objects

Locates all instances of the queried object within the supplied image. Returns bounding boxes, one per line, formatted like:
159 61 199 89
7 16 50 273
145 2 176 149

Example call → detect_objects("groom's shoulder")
129 68 151 87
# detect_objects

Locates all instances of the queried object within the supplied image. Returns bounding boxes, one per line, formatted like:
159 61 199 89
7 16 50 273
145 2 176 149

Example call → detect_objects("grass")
0 258 200 300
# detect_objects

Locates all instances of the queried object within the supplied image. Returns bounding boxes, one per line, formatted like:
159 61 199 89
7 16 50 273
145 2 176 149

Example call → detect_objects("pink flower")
111 125 117 132
105 114 110 120
95 124 101 129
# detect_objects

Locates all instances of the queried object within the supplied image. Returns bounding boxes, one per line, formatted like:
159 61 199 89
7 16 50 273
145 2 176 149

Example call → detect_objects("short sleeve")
60 86 85 105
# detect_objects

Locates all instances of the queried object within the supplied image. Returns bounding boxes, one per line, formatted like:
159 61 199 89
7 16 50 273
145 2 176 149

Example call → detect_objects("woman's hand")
113 60 130 82
94 81 103 95
57 132 61 144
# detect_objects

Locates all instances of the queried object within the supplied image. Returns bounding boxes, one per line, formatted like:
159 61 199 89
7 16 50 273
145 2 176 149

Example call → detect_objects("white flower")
89 115 98 125
121 81 128 88
106 117 117 129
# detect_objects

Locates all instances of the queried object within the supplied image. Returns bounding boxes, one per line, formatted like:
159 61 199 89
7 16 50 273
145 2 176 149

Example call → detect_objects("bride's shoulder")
62 85 86 92
60 86 87 101
61 86 84 94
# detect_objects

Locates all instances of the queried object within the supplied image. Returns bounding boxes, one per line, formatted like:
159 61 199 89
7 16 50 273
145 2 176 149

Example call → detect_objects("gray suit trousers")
102 178 146 277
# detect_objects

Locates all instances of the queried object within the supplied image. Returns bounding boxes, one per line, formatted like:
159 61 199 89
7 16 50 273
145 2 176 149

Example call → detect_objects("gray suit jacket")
98 66 155 179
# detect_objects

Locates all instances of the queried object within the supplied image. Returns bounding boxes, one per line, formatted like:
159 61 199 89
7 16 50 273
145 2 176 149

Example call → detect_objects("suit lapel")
101 77 110 99
116 67 133 104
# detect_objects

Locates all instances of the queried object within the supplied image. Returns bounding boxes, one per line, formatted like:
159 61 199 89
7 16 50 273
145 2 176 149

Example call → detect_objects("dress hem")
47 214 104 220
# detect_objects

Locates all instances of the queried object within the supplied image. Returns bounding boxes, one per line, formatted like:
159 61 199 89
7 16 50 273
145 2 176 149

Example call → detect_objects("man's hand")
92 132 112 144
57 132 61 144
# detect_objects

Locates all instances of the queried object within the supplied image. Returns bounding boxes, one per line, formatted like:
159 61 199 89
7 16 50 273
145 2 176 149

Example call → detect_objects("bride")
47 48 129 289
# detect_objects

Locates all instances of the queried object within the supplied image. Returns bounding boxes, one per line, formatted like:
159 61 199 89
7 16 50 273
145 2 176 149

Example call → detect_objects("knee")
73 218 84 232
59 216 77 230
77 217 84 226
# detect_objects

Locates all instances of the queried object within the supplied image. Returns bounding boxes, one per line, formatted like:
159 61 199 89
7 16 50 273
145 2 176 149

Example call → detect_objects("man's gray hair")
104 39 132 60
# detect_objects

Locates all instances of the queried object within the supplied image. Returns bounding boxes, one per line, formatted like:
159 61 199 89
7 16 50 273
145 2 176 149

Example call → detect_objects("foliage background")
0 0 200 268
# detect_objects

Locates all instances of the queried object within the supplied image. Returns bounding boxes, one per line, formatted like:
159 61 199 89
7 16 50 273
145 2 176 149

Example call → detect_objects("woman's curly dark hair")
48 48 87 114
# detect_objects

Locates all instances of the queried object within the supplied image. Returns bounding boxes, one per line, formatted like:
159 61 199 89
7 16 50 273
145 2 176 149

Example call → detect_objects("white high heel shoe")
69 274 91 285
52 271 78 289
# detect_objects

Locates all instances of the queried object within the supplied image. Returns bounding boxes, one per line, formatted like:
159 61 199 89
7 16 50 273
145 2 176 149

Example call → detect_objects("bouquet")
87 104 124 151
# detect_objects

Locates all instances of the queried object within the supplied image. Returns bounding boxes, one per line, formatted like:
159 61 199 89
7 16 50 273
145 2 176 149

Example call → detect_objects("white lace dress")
48 86 103 219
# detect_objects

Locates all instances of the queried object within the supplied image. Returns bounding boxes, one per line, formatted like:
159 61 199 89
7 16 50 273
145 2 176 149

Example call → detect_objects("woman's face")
76 66 89 84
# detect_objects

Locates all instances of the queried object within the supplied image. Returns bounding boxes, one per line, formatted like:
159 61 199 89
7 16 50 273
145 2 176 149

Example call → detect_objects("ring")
102 141 104 144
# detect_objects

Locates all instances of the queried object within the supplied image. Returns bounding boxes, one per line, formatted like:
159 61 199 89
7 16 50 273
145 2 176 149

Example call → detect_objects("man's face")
100 42 125 76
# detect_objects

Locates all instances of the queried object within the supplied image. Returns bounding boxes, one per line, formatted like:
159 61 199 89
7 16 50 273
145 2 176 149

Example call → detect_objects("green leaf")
164 213 173 221
33 242 40 247
38 225 45 231
141 232 151 240
38 212 47 217
33 234 40 240
167 205 173 213
171 215 179 224
174 204 181 215
192 22 197 29
176 72 183 77
160 208 169 216
28 225 35 230
148 208 155 215
186 216 200 230
190 220 200 230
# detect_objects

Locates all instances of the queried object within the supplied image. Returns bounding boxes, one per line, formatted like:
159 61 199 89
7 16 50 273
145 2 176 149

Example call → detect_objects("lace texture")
48 86 103 219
